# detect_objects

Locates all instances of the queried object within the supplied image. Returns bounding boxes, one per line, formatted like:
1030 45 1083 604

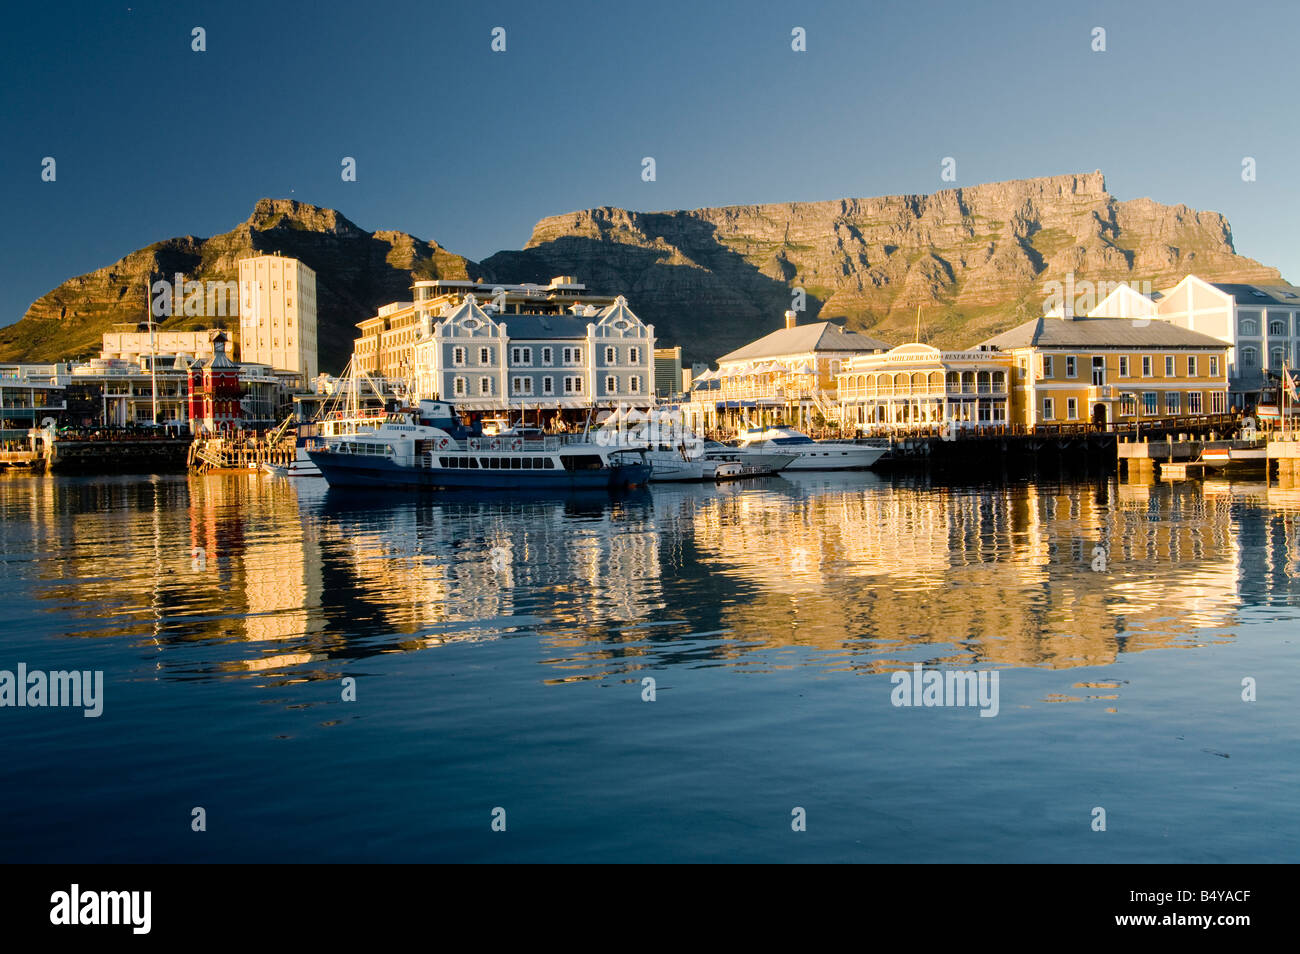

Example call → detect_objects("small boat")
595 415 793 482
719 426 887 470
307 400 650 492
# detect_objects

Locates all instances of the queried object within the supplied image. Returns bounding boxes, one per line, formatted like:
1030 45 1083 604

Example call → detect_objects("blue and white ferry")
306 401 651 492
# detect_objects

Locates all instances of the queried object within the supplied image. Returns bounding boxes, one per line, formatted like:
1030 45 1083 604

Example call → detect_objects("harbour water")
1 470 1297 862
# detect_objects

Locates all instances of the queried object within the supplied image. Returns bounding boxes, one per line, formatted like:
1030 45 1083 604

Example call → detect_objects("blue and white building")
411 294 656 412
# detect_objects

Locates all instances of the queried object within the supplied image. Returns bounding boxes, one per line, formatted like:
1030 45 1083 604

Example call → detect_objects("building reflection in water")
3 468 1298 687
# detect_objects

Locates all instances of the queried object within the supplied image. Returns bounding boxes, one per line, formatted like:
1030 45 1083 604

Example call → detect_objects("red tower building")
187 332 243 434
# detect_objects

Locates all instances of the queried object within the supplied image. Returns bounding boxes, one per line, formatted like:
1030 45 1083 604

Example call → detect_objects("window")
453 376 466 396
512 376 533 395
479 347 490 365
542 347 553 365
1188 391 1203 414
480 377 491 395
1142 356 1153 377
1119 355 1130 377
1091 356 1104 386
1272 347 1285 367
512 347 522 364
453 347 466 366
1042 397 1054 421
563 347 574 364
1164 355 1175 376
286 280 293 291
1143 392 1158 415
1211 391 1226 413
1041 356 1054 379
1209 356 1219 377
1165 391 1180 414
271 281 277 290
564 376 583 394
605 375 617 393
1066 356 1077 378
629 347 640 364
542 376 554 395
605 346 616 364
1120 393 1137 416
1241 347 1258 369
629 375 640 394
1066 397 1078 420
286 298 292 307
1240 318 1258 336
1187 356 1197 377
1270 320 1286 336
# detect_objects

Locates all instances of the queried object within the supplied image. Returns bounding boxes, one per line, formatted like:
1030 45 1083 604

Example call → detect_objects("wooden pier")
188 434 296 473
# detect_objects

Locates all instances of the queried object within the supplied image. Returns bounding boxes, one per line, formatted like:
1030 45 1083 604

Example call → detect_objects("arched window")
1240 318 1258 336
992 371 1006 391
1271 347 1285 367
911 371 926 390
945 370 959 391
1270 320 1286 336
1240 347 1258 369
977 371 991 393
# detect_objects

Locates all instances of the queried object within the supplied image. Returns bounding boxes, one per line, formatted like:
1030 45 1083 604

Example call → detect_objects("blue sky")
1 0 1296 326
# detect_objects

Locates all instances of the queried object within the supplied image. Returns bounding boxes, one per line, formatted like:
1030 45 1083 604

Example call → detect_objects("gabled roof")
718 321 891 363
980 316 1227 350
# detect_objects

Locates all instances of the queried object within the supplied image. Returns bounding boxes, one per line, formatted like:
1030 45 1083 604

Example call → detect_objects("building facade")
238 254 318 382
1091 275 1300 408
356 276 617 382
410 294 655 413
187 333 243 433
685 313 890 433
980 315 1230 427
836 343 1012 432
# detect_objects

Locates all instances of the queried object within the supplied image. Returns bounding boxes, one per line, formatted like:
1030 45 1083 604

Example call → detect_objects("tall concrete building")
238 254 318 383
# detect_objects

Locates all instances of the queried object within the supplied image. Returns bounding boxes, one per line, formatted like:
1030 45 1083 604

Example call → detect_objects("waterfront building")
654 346 685 398
238 254 318 382
410 293 655 415
100 324 230 367
0 366 65 444
835 342 1013 433
355 276 617 382
1091 276 1300 409
186 333 243 433
684 311 890 433
979 315 1230 427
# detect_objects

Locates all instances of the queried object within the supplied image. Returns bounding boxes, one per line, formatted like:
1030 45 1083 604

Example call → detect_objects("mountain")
482 171 1283 360
2 173 1285 371
0 199 479 373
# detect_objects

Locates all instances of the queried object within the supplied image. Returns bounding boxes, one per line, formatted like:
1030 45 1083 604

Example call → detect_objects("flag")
1285 366 1300 403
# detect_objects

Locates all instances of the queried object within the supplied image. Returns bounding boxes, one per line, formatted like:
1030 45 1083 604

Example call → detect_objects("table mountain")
2 173 1284 372
483 171 1282 360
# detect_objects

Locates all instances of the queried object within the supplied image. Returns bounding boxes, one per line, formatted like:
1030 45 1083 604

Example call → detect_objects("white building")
238 254 318 382
411 294 655 412
1092 274 1300 407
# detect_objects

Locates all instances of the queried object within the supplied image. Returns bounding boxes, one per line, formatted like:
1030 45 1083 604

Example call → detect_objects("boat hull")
308 448 650 492
722 444 886 470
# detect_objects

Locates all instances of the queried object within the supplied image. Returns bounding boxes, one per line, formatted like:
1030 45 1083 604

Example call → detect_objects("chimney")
785 310 797 330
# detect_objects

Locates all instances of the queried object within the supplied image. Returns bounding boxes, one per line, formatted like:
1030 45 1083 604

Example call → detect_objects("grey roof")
1209 283 1300 306
497 315 593 339
980 316 1227 350
718 321 891 363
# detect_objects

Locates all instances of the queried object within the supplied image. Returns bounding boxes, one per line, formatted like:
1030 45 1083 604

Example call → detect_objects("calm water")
1 469 1297 862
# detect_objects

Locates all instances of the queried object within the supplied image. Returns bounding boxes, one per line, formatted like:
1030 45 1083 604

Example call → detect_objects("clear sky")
1 0 1296 326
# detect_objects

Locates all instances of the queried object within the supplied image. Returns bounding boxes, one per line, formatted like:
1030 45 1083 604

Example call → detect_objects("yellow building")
237 254 318 381
980 316 1230 427
836 342 1013 433
685 312 890 433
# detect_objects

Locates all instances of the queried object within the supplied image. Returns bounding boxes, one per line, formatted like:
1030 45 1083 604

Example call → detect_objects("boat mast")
148 279 159 426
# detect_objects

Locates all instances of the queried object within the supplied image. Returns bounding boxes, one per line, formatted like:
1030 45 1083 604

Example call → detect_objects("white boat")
721 426 887 470
596 414 794 482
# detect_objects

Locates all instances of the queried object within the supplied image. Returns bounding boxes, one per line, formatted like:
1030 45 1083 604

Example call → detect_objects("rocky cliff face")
3 174 1284 372
483 172 1282 359
0 199 478 373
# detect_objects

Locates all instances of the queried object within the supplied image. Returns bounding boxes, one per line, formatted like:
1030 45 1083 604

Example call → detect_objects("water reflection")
2 469 1298 687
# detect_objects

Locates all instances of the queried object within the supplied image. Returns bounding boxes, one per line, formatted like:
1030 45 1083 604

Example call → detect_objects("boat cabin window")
562 454 604 471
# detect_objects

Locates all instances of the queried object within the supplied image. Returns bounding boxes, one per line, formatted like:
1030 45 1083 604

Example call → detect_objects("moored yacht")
721 425 887 470
306 401 650 492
